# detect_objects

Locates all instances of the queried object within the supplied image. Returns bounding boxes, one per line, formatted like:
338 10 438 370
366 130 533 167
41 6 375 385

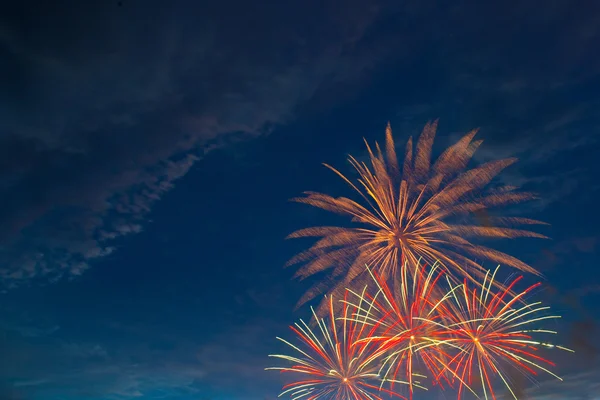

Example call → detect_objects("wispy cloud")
509 369 600 400
534 235 600 273
0 322 207 399
8 363 207 400
384 1 600 212
13 379 51 388
62 343 108 360
0 307 59 338
0 1 388 287
0 306 284 399
195 318 285 397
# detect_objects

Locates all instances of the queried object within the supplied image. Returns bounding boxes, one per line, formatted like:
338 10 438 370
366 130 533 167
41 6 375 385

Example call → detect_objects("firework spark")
286 121 547 311
346 262 454 399
431 267 573 400
267 295 407 400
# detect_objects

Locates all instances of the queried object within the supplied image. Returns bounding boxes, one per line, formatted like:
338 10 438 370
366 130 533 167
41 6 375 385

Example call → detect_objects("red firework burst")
267 294 407 399
433 267 573 400
347 261 456 399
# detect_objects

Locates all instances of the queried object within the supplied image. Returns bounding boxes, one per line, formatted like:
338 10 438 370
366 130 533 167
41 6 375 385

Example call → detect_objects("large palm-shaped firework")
267 295 406 400
286 121 548 310
432 267 573 400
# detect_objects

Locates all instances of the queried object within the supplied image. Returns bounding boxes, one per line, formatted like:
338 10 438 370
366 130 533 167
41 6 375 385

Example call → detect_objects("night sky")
1 0 600 399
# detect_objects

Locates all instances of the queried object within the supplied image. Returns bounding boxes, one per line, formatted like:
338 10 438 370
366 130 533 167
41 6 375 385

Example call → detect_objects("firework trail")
267 294 407 400
286 121 547 313
429 267 573 400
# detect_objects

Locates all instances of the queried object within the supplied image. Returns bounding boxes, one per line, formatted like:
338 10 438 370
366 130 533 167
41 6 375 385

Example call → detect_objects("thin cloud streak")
0 0 387 287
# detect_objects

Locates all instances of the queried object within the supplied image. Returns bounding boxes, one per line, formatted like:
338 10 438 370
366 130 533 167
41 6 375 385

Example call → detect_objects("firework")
286 121 547 311
347 262 454 399
432 267 573 400
267 295 407 400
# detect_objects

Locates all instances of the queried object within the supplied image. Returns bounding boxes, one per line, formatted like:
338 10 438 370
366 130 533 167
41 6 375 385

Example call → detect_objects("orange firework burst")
286 121 548 311
348 262 454 399
266 295 407 400
431 267 573 400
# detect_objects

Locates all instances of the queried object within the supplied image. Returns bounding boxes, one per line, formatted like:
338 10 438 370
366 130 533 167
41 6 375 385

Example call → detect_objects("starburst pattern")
348 262 454 399
431 267 573 400
286 121 548 310
267 295 407 400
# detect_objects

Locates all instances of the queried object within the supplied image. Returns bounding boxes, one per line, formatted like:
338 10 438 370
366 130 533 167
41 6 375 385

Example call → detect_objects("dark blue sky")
1 0 600 399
